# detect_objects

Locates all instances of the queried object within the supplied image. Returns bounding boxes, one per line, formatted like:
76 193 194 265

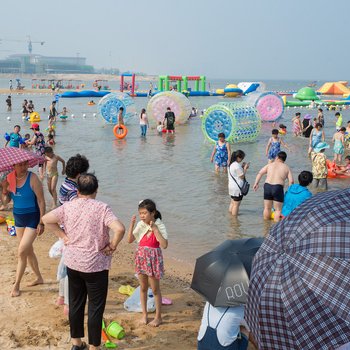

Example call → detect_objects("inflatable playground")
59 73 263 99
281 83 350 108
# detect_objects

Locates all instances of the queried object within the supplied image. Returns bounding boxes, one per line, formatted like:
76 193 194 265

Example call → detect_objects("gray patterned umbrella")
246 189 350 350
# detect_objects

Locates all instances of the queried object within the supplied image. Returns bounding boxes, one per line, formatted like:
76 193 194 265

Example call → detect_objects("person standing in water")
163 107 176 133
139 108 149 137
253 151 294 223
210 133 231 173
332 127 346 164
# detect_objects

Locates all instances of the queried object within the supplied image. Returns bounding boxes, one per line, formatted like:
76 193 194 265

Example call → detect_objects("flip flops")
118 285 135 296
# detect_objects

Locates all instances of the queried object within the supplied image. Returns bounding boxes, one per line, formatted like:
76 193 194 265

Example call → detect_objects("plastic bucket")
107 321 125 340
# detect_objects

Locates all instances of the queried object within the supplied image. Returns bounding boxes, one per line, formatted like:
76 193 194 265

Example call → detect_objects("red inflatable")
326 160 348 179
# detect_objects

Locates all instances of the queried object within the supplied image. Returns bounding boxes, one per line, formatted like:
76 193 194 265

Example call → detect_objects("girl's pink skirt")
135 246 164 280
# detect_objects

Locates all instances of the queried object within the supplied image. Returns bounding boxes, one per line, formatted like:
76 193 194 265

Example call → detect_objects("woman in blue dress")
308 123 325 156
210 133 231 173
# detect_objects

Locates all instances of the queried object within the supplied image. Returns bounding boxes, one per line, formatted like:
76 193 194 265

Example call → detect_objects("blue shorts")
14 211 40 229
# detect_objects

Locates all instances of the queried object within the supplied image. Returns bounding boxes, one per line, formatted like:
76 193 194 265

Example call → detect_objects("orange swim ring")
113 124 128 139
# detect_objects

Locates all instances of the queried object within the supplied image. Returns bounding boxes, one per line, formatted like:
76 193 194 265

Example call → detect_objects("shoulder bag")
229 167 250 196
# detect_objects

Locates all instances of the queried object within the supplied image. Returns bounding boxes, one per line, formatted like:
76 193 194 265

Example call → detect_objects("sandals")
71 342 87 350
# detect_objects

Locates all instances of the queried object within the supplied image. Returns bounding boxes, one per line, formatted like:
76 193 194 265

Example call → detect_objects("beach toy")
295 87 320 101
107 321 125 340
124 286 155 313
6 217 16 236
245 92 284 122
146 91 192 126
202 102 261 143
118 285 135 296
7 117 11 121
326 159 348 179
4 133 10 141
29 112 41 123
0 216 6 224
102 320 118 348
98 92 136 124
113 125 128 140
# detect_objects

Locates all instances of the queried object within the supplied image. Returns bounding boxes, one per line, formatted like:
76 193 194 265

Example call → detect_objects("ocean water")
0 78 349 265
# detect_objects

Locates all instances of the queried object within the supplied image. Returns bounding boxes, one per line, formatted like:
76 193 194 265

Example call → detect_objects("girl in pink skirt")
128 199 168 327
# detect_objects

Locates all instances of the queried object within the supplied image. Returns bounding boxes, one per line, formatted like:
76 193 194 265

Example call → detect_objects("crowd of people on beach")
210 108 350 224
1 94 350 350
0 96 182 350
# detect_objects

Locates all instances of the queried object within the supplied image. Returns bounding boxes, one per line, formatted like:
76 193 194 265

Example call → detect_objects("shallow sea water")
0 79 349 265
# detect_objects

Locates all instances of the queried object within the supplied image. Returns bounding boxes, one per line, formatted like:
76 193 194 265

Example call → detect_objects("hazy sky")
0 0 348 80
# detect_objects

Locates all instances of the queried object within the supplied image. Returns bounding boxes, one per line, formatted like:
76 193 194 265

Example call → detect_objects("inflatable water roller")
98 92 136 124
146 91 192 125
202 102 261 143
246 92 284 122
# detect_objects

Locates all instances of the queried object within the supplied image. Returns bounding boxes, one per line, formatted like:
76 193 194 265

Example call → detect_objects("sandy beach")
0 207 204 350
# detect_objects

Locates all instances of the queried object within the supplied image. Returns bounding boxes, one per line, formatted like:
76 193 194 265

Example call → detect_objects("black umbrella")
191 238 264 307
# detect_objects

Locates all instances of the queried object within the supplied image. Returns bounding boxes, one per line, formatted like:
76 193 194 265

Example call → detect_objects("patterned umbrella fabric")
0 147 45 172
246 189 350 350
191 238 264 307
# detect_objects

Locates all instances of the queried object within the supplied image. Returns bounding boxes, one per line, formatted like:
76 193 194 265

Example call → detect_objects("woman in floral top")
43 174 125 350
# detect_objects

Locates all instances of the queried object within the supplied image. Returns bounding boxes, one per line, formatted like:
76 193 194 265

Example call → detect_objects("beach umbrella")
0 147 45 172
246 189 350 350
191 238 264 307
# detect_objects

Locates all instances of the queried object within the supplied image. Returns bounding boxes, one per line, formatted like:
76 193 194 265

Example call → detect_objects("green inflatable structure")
295 87 320 101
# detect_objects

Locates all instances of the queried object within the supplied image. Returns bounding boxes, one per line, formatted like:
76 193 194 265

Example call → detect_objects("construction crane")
0 35 45 54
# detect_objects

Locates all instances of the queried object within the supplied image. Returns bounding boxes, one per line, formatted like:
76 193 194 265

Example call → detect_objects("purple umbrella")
246 189 350 350
0 147 45 172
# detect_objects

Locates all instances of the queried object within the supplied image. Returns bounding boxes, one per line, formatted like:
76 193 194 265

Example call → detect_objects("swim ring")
60 115 68 120
326 160 349 179
29 112 41 123
113 124 128 139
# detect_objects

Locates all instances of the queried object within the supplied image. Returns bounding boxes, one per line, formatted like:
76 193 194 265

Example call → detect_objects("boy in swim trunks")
253 151 294 223
44 147 65 208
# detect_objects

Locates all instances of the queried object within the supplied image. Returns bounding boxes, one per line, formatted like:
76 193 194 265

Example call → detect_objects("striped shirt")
58 178 78 205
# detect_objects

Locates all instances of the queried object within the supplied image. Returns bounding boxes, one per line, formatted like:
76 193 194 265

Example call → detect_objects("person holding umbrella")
0 148 46 297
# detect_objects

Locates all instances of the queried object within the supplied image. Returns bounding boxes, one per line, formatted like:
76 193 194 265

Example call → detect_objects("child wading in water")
128 199 168 327
292 112 302 136
210 133 231 173
266 129 288 162
44 147 65 208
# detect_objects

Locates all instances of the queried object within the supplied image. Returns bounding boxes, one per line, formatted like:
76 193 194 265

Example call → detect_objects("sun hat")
304 114 312 120
30 123 40 129
314 142 330 153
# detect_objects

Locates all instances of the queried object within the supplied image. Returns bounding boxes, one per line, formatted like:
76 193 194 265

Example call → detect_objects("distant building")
0 54 94 74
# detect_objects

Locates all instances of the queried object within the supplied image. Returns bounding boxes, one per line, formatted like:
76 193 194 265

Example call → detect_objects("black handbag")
229 168 250 196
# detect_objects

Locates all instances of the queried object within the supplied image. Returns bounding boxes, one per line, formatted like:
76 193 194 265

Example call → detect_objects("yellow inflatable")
29 112 41 123
224 84 241 98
